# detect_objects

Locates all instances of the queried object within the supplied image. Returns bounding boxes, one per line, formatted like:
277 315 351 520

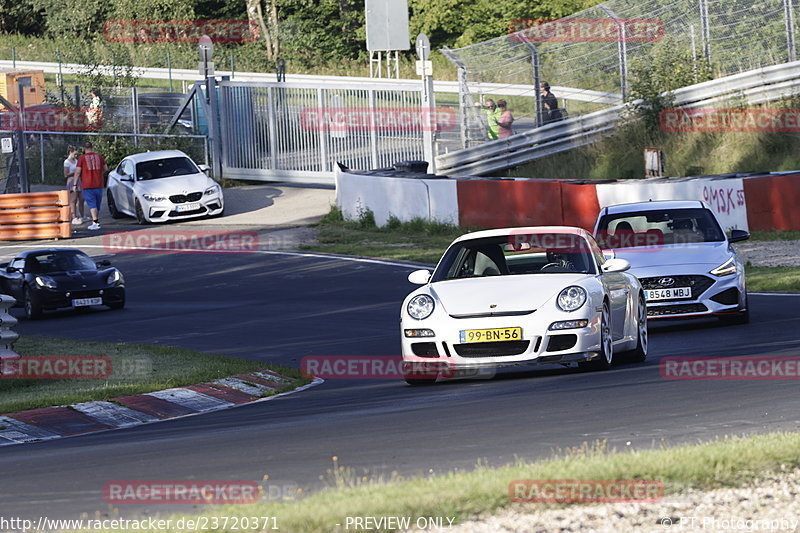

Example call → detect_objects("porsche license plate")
645 287 692 301
176 202 200 212
72 297 102 307
459 327 522 344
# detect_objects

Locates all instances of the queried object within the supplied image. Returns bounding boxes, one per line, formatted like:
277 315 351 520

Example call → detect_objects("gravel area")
734 241 800 267
408 469 800 533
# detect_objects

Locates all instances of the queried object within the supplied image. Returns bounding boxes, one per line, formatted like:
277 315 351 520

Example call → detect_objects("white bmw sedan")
400 227 647 385
107 150 224 224
594 200 749 323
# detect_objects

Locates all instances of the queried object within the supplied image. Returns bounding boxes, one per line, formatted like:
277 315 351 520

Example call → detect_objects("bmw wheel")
135 199 149 225
107 190 123 219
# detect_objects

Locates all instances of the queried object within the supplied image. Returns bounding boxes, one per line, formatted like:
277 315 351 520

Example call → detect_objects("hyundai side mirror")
729 229 750 243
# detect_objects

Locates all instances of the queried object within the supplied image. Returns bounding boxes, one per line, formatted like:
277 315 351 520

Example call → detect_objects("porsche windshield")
432 234 598 282
136 157 199 180
25 251 96 273
595 208 725 248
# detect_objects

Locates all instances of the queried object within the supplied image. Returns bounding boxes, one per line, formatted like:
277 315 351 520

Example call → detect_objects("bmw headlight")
407 294 435 320
143 193 167 202
557 286 587 312
106 269 124 285
710 258 737 276
204 184 220 196
34 275 57 289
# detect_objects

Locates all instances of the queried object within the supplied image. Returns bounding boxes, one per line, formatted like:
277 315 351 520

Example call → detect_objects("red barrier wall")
743 173 800 231
457 179 600 230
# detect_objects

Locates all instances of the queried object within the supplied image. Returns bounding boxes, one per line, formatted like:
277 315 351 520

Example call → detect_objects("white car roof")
603 200 707 214
123 150 191 164
452 226 593 244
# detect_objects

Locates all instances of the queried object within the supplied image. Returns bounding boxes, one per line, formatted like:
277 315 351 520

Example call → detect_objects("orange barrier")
0 191 71 240
457 179 600 230
743 173 800 231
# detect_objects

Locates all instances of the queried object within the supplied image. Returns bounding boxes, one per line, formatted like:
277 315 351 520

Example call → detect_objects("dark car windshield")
25 251 97 273
136 157 199 180
431 233 598 282
595 208 725 248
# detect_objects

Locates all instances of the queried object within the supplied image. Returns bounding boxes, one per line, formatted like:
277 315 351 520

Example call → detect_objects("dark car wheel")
579 302 613 371
135 200 149 225
624 294 648 363
719 292 750 325
23 286 43 320
107 190 123 219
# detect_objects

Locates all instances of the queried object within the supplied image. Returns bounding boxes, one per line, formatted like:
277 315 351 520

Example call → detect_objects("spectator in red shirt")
74 141 108 230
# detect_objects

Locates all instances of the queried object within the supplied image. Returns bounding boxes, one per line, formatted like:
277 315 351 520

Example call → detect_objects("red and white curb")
0 372 323 446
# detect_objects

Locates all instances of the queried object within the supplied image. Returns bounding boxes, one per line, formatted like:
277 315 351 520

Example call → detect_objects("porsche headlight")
143 193 167 202
34 275 57 289
407 294 435 320
710 258 737 277
204 184 220 196
107 269 124 285
557 286 587 312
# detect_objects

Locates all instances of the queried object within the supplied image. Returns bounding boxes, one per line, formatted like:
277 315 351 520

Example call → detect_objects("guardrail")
437 60 800 176
0 191 71 240
0 294 19 376
0 60 619 105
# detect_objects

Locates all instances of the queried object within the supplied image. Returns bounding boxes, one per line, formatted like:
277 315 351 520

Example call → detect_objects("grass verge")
749 230 800 241
0 336 307 414
745 265 800 293
75 431 800 533
300 207 469 265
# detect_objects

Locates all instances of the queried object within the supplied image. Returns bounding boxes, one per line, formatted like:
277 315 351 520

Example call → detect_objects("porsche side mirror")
729 229 750 243
602 258 631 273
6 266 17 273
120 176 134 182
96 260 111 267
408 269 431 285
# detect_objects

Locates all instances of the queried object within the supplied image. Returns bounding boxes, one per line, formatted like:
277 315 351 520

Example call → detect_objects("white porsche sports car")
400 227 648 385
593 200 749 323
107 150 224 224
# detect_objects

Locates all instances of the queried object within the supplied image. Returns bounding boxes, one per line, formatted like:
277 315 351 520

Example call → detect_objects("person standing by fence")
74 141 108 231
540 82 564 124
63 146 85 225
496 100 514 138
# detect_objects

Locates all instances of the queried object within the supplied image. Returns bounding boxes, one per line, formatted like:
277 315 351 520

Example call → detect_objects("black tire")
107 190 123 219
579 302 613 371
135 200 149 225
23 286 42 320
404 378 437 386
719 292 750 325
625 294 648 363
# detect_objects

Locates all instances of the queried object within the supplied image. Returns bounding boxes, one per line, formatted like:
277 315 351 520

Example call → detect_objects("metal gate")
218 80 427 184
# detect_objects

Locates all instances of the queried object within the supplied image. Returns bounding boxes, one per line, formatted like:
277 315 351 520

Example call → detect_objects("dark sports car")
0 248 125 319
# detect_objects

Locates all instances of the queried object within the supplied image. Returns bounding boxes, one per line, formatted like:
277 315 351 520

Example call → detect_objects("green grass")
72 431 800 533
0 336 306 414
749 230 800 242
746 265 800 293
301 207 468 265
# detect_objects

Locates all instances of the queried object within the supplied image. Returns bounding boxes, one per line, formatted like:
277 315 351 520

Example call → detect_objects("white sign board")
0 138 12 154
365 0 410 51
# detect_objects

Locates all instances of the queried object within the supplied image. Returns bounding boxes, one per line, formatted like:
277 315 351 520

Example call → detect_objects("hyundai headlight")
143 193 167 202
710 258 737 277
407 294 435 320
34 275 57 289
557 286 587 312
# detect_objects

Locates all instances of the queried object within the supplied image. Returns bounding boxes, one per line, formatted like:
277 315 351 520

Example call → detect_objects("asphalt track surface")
1 249 799 521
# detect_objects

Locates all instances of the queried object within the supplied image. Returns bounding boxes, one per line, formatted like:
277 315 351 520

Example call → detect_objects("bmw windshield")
136 157 199 180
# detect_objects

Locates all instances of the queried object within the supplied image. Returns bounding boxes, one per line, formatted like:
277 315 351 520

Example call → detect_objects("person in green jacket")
483 99 502 140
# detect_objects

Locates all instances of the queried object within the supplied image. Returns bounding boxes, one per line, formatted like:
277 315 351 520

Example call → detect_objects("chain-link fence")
443 0 800 147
